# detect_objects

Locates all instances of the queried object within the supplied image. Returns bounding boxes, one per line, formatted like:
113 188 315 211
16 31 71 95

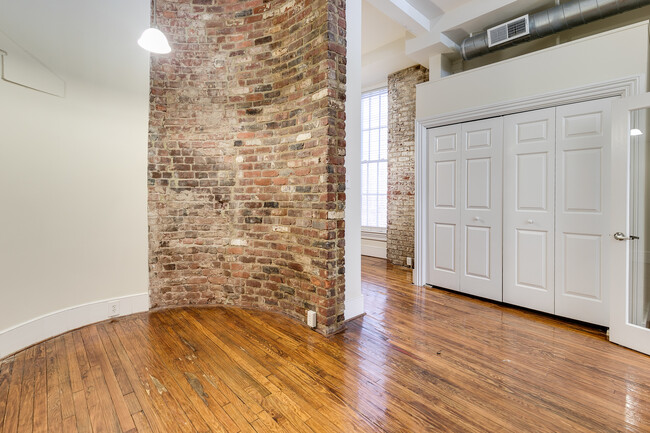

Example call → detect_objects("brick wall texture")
387 65 428 267
148 0 348 335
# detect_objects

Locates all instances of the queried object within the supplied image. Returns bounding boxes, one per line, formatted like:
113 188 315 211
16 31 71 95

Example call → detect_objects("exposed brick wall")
387 65 428 267
148 0 347 335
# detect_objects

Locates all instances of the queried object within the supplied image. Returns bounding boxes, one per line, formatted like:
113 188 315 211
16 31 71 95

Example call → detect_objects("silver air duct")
461 0 650 60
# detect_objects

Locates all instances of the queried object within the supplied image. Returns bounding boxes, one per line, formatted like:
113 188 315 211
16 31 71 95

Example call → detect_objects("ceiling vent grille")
487 15 529 48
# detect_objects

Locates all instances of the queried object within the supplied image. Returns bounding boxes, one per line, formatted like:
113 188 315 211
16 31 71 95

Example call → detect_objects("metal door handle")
614 232 640 241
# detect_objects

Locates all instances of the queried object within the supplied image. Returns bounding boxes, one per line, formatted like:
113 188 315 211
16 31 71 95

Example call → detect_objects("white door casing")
610 91 650 355
503 108 556 313
427 124 461 289
459 118 503 301
555 98 613 326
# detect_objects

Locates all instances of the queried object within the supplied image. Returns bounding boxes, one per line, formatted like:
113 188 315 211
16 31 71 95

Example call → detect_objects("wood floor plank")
111 320 199 433
99 321 169 433
83 325 136 432
3 351 25 433
3 257 650 432
0 357 14 432
72 331 110 433
31 346 47 433
17 346 36 433
45 340 62 433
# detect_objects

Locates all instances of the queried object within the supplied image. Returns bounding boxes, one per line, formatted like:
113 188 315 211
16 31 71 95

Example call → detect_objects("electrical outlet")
108 301 120 318
307 310 317 328
406 257 413 267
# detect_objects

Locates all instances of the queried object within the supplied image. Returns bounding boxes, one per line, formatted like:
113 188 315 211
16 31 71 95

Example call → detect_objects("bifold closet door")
459 119 503 301
503 108 555 313
427 125 461 289
555 98 612 326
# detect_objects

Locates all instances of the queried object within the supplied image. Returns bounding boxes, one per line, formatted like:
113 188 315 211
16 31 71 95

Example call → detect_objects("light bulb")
138 28 171 54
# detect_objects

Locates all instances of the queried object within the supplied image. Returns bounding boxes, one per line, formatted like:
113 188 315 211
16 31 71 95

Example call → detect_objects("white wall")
361 238 387 259
417 22 649 120
0 0 150 357
345 0 365 320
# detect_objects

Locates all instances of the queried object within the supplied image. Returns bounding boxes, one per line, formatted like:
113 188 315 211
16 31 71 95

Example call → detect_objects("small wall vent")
487 15 529 48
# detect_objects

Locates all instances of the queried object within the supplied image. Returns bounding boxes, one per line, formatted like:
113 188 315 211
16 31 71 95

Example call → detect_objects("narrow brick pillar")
387 65 429 267
147 0 347 335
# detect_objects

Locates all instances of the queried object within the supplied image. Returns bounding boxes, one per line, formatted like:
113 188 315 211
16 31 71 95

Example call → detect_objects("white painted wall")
345 0 366 320
361 238 387 259
417 22 649 120
0 0 150 356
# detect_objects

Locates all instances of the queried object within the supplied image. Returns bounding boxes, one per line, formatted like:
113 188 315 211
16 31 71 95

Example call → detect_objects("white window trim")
361 87 388 230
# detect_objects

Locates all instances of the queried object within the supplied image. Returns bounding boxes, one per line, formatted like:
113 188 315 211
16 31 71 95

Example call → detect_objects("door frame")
609 91 650 354
414 75 643 287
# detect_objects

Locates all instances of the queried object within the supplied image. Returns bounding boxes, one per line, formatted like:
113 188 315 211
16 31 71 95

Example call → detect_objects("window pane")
361 194 368 226
380 93 388 127
362 97 370 130
367 195 378 227
380 127 388 160
370 96 380 129
361 163 368 194
378 161 387 195
378 195 387 228
369 129 380 161
362 130 370 161
367 162 378 194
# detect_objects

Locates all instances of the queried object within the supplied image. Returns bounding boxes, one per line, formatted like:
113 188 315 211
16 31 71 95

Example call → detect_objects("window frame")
360 87 388 238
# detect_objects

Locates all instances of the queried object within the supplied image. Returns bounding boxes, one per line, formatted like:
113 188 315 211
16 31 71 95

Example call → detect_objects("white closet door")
503 108 555 313
427 125 461 289
555 98 612 326
459 118 503 301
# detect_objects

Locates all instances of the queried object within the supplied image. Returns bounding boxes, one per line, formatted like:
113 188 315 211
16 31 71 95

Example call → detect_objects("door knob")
614 232 640 241
473 216 480 221
527 219 534 224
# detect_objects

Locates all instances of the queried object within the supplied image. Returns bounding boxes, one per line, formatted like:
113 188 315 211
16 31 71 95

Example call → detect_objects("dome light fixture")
138 0 171 54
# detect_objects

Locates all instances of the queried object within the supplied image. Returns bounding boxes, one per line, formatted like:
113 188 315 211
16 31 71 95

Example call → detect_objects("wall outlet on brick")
108 301 120 318
307 310 317 328
406 257 412 267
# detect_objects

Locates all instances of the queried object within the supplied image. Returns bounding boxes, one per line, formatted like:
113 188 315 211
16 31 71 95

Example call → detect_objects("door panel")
504 108 555 313
460 118 502 301
555 98 612 326
427 125 461 289
465 226 491 279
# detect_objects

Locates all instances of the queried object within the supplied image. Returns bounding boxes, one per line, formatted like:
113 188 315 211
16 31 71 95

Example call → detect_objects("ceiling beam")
365 0 432 35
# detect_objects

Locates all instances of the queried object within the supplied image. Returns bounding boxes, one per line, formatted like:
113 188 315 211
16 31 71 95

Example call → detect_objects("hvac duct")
461 0 650 60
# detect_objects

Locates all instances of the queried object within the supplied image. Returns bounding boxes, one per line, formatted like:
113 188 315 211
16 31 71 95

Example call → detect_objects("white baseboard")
0 293 149 359
345 294 365 320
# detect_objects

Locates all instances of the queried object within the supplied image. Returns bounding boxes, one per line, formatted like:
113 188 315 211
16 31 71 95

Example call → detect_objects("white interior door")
503 108 555 313
459 118 503 301
427 125 461 289
610 92 650 355
555 98 612 326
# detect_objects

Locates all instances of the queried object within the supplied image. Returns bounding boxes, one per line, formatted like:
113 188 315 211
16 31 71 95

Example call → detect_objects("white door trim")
414 75 644 286
610 92 650 354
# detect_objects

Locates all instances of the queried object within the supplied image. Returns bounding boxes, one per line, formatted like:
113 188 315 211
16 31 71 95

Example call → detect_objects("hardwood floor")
1 256 650 432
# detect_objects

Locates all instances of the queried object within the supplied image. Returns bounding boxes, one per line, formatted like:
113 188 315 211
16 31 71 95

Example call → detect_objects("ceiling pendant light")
138 0 171 54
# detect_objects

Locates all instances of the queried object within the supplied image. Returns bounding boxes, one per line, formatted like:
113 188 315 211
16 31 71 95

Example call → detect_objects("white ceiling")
361 0 556 88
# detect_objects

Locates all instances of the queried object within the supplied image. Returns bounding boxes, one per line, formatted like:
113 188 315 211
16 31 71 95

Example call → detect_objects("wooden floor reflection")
1 256 649 432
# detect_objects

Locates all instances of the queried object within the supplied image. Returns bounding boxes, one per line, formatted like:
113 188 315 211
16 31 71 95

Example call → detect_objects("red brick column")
387 65 428 267
148 0 347 335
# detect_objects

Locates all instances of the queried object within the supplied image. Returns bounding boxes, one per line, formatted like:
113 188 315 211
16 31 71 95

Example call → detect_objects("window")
361 88 388 230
